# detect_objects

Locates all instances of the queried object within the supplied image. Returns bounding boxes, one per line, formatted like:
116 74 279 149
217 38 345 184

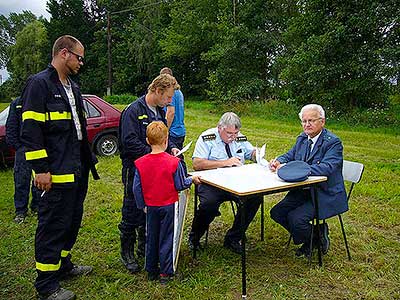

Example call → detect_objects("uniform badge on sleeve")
202 134 216 141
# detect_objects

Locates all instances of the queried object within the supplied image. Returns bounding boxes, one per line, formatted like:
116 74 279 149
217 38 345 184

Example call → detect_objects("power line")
109 1 167 15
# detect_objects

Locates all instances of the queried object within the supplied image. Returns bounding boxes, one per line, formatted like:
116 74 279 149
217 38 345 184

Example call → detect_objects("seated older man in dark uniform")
188 112 263 254
269 104 347 258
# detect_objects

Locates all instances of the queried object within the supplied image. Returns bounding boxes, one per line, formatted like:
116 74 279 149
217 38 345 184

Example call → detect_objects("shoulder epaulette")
235 135 247 142
323 135 332 140
202 133 216 141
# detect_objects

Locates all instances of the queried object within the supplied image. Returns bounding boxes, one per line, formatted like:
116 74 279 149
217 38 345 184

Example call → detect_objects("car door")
82 97 106 144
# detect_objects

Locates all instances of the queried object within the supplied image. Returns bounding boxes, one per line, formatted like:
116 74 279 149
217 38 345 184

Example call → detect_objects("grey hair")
299 104 325 119
218 112 242 129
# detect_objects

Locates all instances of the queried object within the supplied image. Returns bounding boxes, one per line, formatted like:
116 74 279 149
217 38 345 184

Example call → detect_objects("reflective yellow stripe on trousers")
36 260 61 272
61 250 70 258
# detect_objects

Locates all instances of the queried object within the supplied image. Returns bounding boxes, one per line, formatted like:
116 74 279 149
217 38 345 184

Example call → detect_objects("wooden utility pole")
107 12 112 96
233 0 236 25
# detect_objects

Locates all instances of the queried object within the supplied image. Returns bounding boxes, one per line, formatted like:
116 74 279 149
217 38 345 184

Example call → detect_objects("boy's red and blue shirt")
133 152 192 208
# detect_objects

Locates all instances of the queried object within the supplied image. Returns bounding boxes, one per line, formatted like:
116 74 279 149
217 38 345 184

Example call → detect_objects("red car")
0 94 121 166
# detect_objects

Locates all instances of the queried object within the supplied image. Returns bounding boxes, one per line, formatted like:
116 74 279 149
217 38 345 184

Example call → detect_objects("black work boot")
120 232 140 273
39 288 76 300
188 231 202 251
136 226 145 258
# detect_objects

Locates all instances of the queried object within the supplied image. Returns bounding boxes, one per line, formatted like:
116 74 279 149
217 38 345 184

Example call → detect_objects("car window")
0 106 10 126
83 99 101 118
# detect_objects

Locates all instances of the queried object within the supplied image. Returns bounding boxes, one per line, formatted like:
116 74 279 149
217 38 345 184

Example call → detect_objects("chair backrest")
342 160 364 184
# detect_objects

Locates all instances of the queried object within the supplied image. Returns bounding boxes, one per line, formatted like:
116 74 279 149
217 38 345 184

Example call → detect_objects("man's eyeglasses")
301 118 322 125
224 128 239 137
67 49 84 63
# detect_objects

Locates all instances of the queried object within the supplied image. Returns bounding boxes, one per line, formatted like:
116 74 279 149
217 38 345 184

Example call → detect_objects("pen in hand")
269 157 278 171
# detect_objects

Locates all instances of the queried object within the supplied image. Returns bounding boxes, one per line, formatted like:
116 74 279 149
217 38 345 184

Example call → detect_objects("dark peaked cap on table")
277 161 311 182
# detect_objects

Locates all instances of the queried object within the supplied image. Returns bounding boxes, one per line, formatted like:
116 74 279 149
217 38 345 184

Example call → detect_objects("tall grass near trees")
0 100 399 299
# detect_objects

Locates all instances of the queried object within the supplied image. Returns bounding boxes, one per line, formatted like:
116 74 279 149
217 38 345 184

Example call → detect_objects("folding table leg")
240 198 247 300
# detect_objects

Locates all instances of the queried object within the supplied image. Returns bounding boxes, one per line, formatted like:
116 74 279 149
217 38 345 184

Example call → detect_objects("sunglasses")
67 49 84 63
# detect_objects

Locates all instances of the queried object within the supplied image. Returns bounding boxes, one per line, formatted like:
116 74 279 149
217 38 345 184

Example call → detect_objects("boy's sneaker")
160 274 174 285
14 213 26 224
39 288 76 300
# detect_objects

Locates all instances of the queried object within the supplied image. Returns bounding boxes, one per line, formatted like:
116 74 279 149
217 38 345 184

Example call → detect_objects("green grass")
1 101 399 299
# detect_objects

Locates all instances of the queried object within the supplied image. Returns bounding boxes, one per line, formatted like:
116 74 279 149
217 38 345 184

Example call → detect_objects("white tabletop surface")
190 163 327 196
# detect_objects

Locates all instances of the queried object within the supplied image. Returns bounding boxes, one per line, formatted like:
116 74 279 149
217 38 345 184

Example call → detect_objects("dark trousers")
191 184 263 242
34 165 89 295
270 189 315 245
145 204 175 276
169 135 187 176
13 148 39 214
119 162 146 235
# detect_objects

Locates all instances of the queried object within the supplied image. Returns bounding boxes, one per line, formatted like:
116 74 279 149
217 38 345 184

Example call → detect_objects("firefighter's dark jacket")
20 64 99 186
119 95 177 162
6 97 23 150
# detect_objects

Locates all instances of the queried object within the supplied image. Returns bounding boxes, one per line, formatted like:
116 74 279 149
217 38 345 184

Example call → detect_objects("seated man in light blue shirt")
188 112 263 254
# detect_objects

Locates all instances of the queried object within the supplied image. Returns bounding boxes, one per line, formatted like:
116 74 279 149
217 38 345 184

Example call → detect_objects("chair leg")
230 200 237 217
308 218 316 265
286 234 292 250
205 225 209 248
338 214 351 260
260 200 264 241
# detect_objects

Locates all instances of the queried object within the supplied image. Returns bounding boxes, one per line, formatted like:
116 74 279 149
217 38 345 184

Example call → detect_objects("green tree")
278 0 399 109
88 0 172 95
0 11 37 68
161 0 226 95
202 0 296 103
45 0 101 93
161 0 296 101
7 20 48 95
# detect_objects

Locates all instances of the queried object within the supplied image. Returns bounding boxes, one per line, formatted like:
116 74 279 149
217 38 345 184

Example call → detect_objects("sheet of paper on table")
255 144 269 167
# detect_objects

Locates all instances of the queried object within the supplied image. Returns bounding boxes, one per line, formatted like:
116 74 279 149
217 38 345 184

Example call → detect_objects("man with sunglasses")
188 112 262 254
20 35 99 300
269 104 347 259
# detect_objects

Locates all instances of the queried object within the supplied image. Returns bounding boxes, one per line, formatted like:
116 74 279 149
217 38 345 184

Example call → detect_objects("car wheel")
95 134 118 156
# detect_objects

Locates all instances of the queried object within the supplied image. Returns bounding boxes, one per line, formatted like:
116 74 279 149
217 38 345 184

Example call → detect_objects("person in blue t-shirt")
160 67 187 174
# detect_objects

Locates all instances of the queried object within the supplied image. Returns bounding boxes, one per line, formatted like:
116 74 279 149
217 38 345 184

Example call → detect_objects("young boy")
133 121 200 284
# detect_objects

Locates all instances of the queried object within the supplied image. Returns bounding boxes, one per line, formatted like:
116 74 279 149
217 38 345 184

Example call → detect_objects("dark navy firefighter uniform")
189 127 263 246
20 65 99 295
118 96 177 237
6 97 40 215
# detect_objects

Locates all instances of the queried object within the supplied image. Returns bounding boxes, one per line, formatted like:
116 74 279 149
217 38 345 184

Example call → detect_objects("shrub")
103 94 138 105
